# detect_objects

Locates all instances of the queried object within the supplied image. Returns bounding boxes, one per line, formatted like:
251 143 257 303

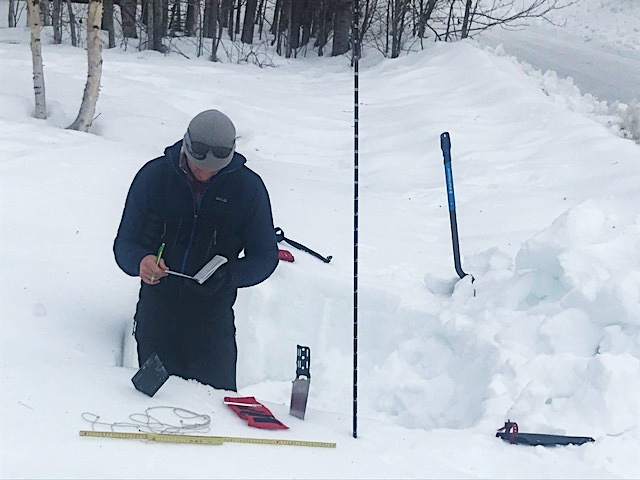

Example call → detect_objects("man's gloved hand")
186 263 231 296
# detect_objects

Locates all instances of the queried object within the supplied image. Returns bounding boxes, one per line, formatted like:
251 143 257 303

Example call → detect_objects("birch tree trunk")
68 0 103 132
27 0 47 119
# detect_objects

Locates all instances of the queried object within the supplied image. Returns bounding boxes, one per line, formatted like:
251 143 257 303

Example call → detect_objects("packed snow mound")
621 99 640 139
362 198 640 438
546 0 640 54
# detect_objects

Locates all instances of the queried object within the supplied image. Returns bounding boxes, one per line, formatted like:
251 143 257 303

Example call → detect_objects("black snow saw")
496 420 595 447
289 345 311 420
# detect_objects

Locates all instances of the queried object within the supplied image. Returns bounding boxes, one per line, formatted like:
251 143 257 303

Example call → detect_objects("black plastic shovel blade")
131 352 169 397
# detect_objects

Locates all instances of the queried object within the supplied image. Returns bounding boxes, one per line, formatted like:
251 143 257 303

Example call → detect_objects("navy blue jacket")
114 141 278 297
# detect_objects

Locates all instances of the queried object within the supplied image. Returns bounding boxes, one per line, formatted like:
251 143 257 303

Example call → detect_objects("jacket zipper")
177 167 230 274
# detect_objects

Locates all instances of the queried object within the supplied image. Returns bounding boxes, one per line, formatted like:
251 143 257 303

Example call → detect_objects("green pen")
151 242 165 282
155 242 165 265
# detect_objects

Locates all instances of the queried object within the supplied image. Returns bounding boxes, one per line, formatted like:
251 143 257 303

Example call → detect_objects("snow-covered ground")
478 0 640 138
1 0 639 478
480 24 640 104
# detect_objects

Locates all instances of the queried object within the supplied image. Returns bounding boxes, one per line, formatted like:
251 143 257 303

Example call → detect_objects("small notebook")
166 255 228 284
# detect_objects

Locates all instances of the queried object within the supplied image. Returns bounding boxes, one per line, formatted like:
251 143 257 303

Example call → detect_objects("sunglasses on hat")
184 131 234 160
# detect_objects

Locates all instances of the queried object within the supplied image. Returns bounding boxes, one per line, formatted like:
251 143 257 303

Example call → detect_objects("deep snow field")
1 0 639 478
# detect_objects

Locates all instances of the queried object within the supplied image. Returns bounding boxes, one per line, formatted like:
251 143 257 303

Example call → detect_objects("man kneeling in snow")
114 109 278 391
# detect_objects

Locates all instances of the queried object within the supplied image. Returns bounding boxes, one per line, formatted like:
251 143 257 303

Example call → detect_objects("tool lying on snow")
79 430 336 448
289 345 311 420
496 420 595 447
224 396 289 430
275 227 332 263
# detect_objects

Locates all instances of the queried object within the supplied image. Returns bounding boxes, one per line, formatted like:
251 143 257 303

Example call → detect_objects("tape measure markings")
79 430 336 448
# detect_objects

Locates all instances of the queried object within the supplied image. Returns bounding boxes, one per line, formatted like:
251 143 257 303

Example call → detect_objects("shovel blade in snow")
131 352 169 397
289 345 310 420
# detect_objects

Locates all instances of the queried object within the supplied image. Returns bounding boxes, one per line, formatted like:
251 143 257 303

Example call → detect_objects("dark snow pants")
134 282 238 392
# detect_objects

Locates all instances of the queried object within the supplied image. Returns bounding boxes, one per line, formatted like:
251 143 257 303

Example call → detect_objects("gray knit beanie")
182 110 236 170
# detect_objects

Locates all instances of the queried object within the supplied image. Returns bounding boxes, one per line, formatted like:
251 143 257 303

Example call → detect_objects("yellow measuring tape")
79 430 336 449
